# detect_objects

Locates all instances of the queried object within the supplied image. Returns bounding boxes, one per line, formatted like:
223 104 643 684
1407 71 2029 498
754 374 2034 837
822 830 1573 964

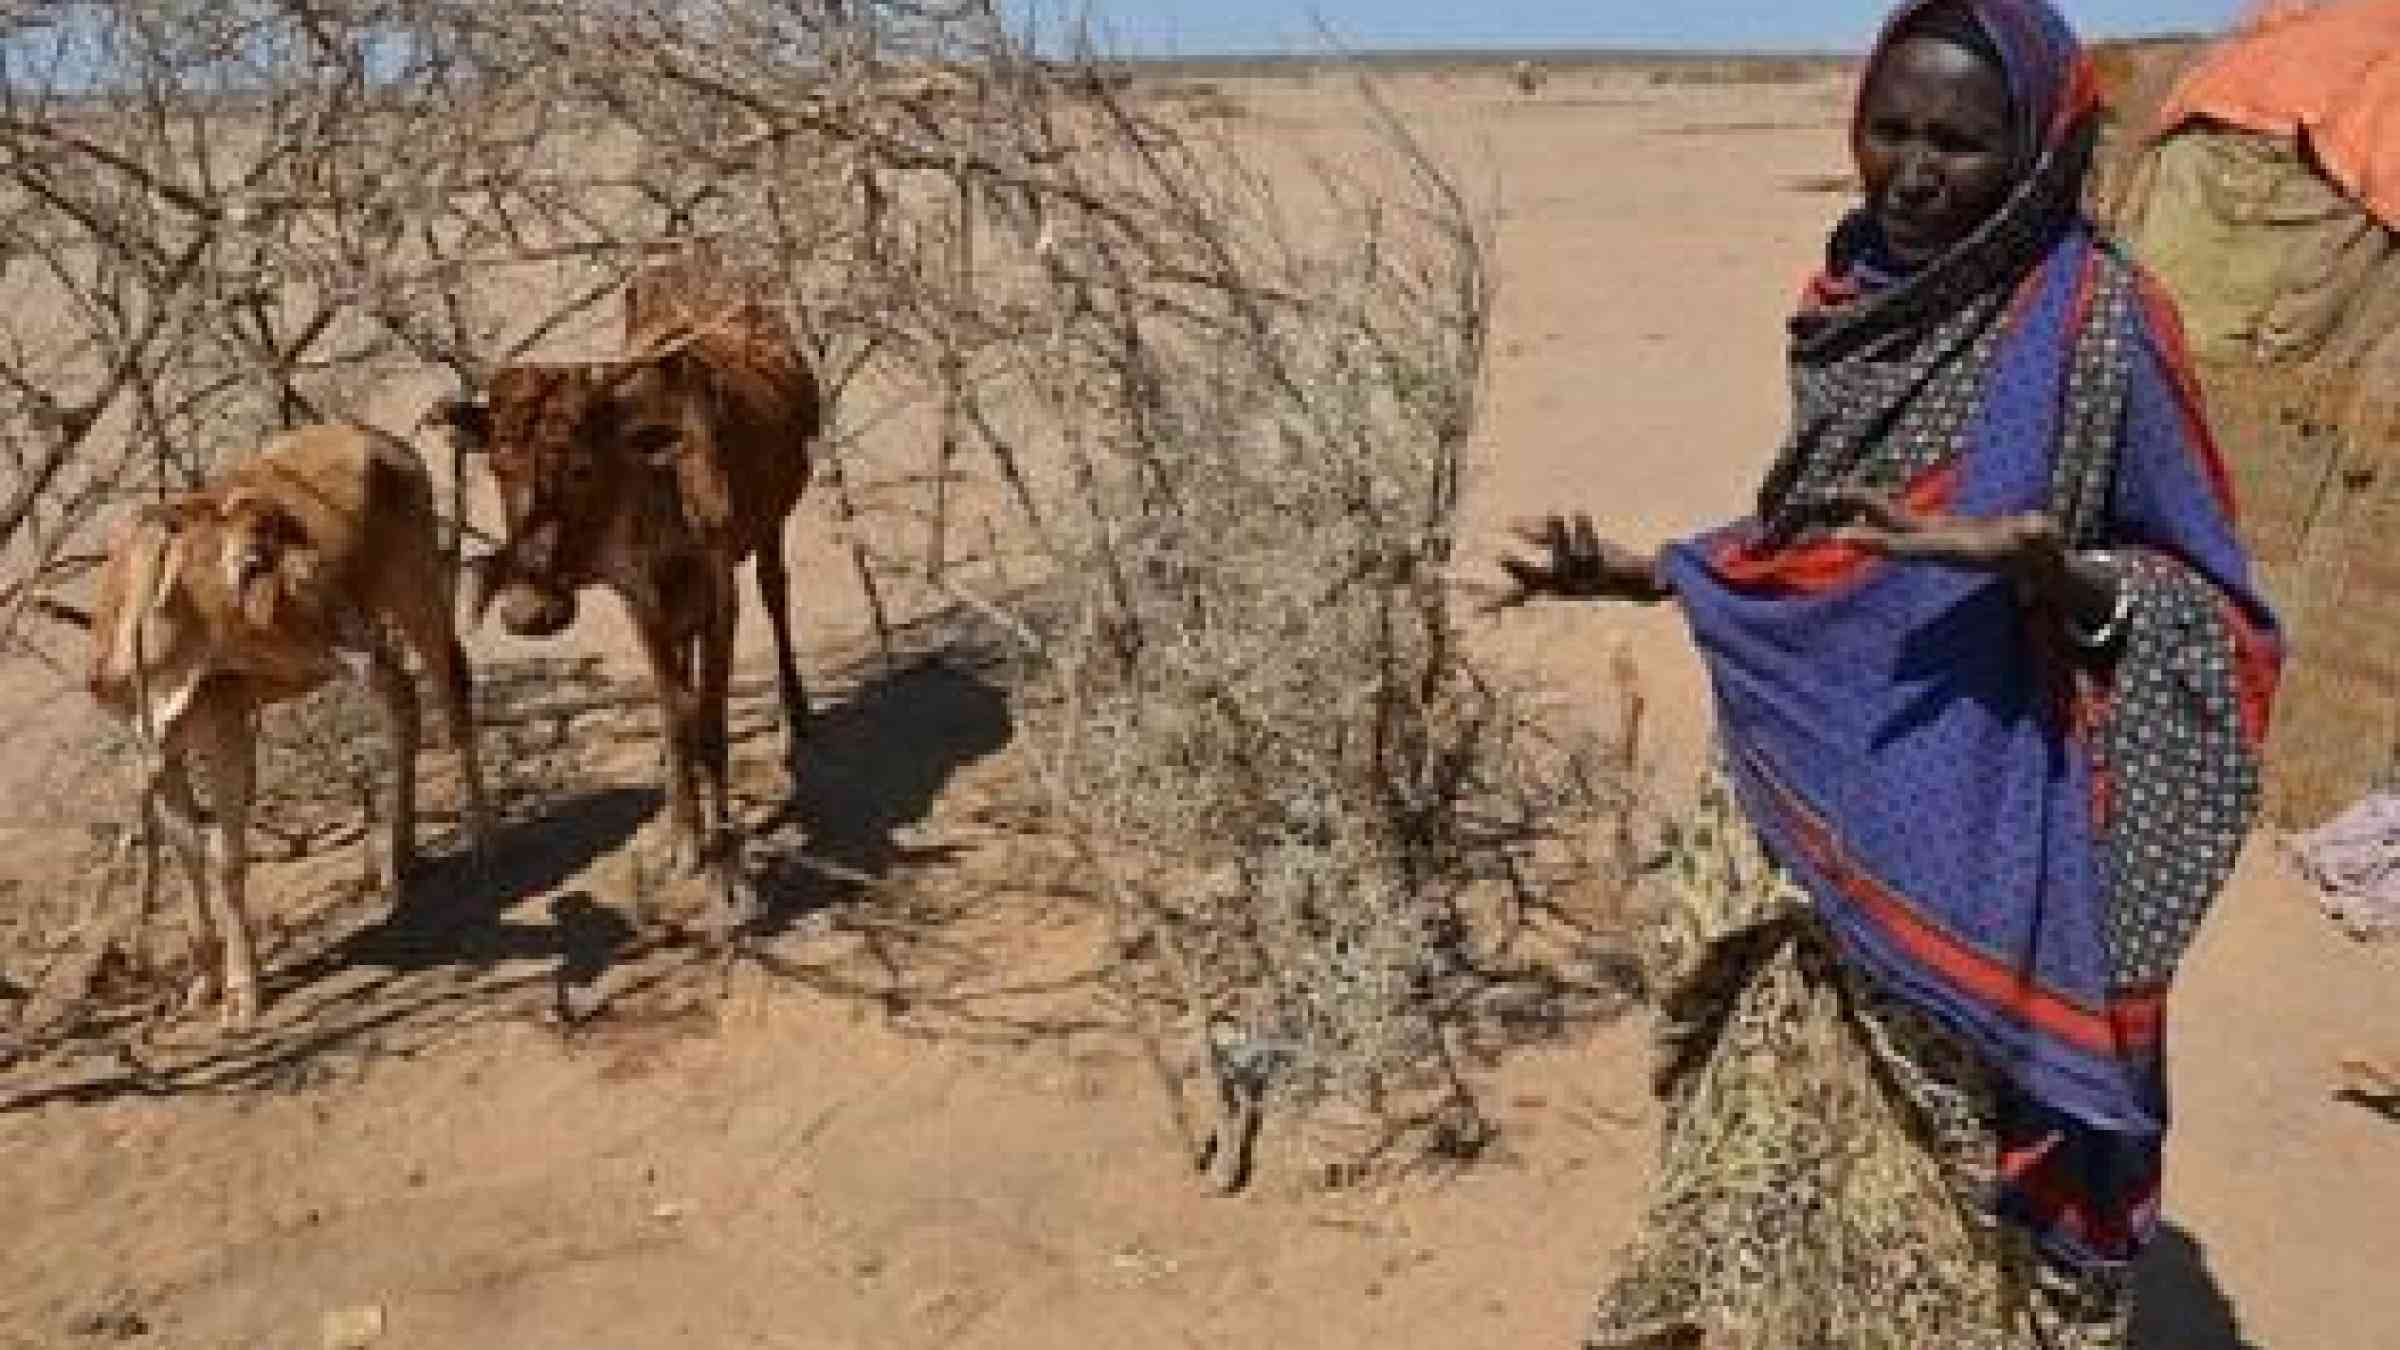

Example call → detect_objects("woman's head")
1851 0 2096 268
1858 12 2015 266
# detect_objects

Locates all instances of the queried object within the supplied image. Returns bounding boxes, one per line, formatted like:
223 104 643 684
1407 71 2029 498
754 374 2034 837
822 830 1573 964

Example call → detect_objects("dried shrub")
0 0 1639 1179
989 86 1638 1181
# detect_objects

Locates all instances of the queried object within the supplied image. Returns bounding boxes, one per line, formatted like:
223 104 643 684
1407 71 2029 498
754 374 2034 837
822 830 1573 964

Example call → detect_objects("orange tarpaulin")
2149 0 2400 229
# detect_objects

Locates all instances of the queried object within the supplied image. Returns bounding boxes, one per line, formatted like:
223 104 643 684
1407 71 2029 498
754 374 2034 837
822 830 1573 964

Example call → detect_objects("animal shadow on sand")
0 630 1018 1108
299 786 661 1003
743 652 1015 927
2131 1223 2257 1349
0 786 660 1109
315 641 1016 1032
723 635 1135 1051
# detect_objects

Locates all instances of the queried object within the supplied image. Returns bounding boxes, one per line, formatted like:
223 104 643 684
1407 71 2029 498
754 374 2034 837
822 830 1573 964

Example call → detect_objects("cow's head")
214 488 319 632
427 360 690 639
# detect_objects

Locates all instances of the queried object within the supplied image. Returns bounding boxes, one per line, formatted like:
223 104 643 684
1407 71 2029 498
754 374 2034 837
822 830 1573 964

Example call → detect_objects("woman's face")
1856 34 2017 267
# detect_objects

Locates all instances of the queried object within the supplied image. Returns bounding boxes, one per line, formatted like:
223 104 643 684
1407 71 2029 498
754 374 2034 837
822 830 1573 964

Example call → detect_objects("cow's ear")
148 527 191 619
424 394 492 451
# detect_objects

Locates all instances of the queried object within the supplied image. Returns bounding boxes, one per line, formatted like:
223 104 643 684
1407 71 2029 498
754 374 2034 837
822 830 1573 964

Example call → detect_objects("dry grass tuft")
1648 57 1829 88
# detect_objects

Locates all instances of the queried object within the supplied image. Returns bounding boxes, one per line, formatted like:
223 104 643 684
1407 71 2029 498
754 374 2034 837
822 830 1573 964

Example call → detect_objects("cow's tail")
88 515 167 696
130 532 179 758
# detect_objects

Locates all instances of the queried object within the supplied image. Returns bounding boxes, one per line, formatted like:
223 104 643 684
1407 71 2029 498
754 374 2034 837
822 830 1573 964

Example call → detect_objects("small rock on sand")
321 1303 385 1349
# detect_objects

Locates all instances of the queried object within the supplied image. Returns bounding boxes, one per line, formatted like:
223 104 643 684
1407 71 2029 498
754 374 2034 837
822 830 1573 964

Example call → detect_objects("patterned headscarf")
1756 0 2106 541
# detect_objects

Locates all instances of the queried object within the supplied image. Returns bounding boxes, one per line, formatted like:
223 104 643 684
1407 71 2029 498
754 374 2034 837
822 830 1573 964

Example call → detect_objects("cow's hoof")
715 875 765 936
666 835 708 879
219 982 260 1031
378 867 409 900
179 969 221 1017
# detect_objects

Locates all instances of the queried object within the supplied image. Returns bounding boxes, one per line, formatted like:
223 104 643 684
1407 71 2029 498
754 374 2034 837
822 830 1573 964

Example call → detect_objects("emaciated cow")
427 245 822 927
85 422 492 1028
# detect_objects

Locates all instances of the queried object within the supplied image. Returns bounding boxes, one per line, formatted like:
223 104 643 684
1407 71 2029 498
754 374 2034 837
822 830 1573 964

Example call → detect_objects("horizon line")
1068 31 2210 59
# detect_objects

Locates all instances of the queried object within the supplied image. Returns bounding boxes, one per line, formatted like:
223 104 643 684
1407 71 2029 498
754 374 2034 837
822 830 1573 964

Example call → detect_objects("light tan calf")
85 422 491 1028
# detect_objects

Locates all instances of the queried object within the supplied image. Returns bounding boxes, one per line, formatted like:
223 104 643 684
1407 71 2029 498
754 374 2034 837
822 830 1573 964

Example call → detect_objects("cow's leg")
184 693 261 1029
752 534 809 770
697 563 754 927
360 633 422 894
437 634 494 853
392 597 494 857
629 600 706 878
146 748 220 1014
698 564 737 839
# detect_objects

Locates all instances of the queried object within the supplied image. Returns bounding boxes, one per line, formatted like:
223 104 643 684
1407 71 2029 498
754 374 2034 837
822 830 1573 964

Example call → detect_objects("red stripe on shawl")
2133 268 2242 519
1999 1133 2158 1255
2009 252 2056 324
2221 595 2283 746
2132 267 2281 746
1800 269 1857 313
2028 612 2119 825
2063 247 2100 364
2077 671 2117 826
1753 753 2168 1055
2051 55 2103 138
2088 756 2116 828
1710 464 1962 595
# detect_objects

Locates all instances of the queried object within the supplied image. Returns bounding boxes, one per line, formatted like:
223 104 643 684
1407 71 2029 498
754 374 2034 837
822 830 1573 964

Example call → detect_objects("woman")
1495 1 2283 1346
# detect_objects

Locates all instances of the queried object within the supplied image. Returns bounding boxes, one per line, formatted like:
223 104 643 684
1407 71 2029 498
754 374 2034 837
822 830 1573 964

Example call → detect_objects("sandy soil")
4 67 2397 1350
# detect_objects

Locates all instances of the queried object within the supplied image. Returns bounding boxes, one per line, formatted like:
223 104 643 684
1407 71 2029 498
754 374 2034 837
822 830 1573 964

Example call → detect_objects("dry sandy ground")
5 67 2399 1350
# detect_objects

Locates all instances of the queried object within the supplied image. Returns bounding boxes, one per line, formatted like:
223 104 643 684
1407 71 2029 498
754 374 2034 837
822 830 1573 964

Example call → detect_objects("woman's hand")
1829 493 2121 636
1487 513 1671 610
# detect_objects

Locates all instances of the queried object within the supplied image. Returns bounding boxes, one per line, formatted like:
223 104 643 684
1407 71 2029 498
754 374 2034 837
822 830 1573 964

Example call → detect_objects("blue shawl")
1663 0 2285 1270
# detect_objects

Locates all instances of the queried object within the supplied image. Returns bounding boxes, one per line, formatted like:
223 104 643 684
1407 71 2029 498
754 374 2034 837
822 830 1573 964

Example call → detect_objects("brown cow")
427 245 821 928
85 422 492 1028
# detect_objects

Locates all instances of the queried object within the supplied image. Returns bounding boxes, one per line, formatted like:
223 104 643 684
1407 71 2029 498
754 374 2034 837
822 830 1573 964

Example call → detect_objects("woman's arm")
1828 495 2130 647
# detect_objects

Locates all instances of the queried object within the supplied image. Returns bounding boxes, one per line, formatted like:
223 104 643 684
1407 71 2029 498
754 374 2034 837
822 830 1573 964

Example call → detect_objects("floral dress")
1584 759 2133 1350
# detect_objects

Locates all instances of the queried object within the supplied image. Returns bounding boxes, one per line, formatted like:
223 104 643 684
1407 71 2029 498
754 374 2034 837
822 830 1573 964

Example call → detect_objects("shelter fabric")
2281 789 2400 936
2117 128 2400 362
2146 0 2400 232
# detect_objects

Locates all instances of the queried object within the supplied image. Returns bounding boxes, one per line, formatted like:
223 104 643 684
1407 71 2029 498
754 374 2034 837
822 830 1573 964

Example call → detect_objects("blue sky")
1053 0 2243 55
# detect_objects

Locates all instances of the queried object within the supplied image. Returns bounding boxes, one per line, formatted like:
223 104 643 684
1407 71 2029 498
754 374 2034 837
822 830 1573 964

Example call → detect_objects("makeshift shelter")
2115 0 2400 366
2111 0 2400 826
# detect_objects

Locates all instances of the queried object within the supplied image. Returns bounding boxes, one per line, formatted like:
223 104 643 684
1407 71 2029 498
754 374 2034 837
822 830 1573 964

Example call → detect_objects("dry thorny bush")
0 0 1641 1181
